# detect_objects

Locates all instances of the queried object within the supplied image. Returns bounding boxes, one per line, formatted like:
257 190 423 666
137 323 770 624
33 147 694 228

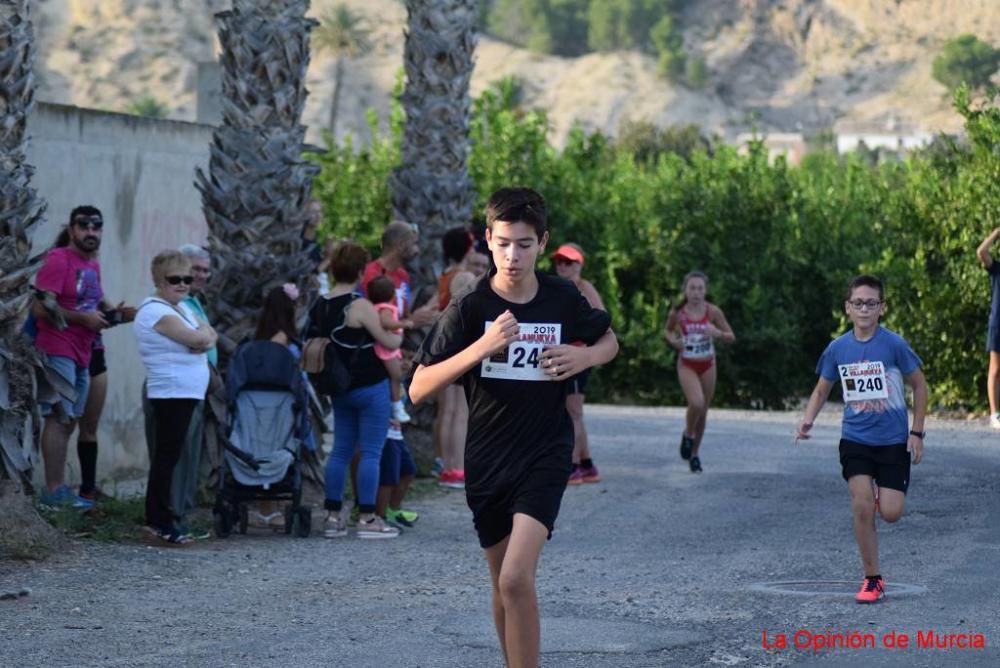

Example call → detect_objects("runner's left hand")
907 434 923 465
540 344 589 380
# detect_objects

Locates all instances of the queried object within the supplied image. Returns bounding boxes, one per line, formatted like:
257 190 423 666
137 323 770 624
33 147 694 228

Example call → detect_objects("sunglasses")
165 275 194 286
554 258 577 266
72 217 104 230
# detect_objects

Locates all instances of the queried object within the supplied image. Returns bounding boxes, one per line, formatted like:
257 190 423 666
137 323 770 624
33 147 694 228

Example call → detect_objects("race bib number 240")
481 322 561 381
838 361 888 402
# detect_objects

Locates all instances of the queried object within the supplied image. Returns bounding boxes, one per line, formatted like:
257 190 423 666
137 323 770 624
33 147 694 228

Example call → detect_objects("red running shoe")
855 576 885 604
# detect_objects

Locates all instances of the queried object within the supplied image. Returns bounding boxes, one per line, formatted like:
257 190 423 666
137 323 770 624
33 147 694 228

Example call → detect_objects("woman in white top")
134 250 217 545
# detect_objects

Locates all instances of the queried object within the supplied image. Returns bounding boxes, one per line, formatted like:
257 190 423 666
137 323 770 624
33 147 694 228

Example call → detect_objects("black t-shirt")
306 294 387 390
415 270 611 494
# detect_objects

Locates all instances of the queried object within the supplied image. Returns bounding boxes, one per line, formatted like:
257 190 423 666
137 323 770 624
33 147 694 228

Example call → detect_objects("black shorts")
839 439 911 493
466 446 573 549
567 369 591 395
89 348 107 377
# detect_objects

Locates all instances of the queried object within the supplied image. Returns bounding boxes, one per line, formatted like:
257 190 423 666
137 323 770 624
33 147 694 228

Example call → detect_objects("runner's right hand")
478 310 519 358
794 420 813 442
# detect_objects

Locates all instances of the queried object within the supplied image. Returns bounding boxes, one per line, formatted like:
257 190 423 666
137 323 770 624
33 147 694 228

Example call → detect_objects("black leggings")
145 398 198 530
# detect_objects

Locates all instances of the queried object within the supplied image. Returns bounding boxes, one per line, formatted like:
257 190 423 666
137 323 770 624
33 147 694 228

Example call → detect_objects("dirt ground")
2 405 999 667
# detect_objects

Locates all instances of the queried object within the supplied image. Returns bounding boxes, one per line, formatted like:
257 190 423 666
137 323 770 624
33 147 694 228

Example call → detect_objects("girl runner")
663 271 735 473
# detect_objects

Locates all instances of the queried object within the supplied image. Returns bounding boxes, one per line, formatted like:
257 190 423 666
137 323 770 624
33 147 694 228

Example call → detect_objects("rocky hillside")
30 0 1000 146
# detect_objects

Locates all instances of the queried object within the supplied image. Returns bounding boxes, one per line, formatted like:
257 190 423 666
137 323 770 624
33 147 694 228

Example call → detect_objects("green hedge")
311 88 1000 410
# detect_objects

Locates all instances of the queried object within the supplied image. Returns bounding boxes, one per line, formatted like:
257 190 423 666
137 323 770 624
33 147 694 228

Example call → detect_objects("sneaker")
178 524 211 541
142 525 193 547
680 435 694 461
431 457 445 478
689 456 702 474
356 515 400 539
392 401 412 424
855 576 885 604
438 469 465 489
567 466 584 486
991 413 1000 429
385 509 415 528
580 465 601 483
387 506 419 524
323 513 347 538
39 485 95 511
78 486 112 503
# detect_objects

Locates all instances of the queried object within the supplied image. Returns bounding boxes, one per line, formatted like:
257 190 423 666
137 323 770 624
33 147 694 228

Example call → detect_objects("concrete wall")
25 102 214 486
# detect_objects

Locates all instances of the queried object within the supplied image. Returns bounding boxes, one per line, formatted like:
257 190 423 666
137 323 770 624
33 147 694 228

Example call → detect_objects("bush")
310 83 1000 410
932 34 1000 91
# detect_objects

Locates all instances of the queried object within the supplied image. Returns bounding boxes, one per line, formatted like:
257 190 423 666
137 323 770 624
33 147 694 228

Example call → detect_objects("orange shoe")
855 576 885 604
567 466 584 485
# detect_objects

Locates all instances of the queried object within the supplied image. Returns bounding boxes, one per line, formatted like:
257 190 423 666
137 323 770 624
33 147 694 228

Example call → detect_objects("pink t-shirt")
34 246 103 368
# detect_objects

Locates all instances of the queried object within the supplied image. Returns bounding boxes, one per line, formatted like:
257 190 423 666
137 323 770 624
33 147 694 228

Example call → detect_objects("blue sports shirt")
817 326 922 446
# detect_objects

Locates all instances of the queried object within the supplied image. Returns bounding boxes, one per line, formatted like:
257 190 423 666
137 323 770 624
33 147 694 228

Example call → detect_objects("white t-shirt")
134 297 210 400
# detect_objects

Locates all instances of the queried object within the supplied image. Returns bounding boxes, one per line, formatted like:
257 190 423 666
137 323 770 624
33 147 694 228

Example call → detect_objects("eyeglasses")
849 299 882 310
165 275 194 286
72 216 104 230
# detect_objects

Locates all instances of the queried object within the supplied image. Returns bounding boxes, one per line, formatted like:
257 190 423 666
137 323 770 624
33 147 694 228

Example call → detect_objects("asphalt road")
2 405 999 667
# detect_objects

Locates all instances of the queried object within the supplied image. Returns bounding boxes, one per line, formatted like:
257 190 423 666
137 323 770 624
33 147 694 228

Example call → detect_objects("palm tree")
391 0 477 284
0 0 47 483
195 0 320 364
312 4 372 141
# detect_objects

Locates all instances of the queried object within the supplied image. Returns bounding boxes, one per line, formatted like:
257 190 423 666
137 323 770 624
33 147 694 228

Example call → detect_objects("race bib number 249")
481 322 561 381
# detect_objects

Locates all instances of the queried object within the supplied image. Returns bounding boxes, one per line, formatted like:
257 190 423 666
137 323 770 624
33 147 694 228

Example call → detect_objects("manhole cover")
749 580 926 597
436 617 707 653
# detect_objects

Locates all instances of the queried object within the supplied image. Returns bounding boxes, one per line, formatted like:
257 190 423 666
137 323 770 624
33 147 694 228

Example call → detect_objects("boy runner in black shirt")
411 188 618 667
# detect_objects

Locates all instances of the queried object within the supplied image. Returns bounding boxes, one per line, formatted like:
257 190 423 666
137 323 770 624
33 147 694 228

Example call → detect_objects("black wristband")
909 429 925 439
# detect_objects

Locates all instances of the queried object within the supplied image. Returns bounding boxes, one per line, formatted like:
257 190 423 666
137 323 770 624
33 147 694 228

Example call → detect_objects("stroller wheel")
213 509 231 538
284 505 294 535
238 504 249 535
295 507 312 538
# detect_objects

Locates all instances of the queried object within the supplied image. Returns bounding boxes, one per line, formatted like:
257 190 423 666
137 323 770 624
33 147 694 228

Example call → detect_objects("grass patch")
39 496 146 544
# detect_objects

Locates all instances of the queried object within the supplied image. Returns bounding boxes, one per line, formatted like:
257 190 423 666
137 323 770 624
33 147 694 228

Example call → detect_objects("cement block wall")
26 102 214 487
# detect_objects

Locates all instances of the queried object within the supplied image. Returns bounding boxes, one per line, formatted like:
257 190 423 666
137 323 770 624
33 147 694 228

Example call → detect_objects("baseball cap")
551 244 584 265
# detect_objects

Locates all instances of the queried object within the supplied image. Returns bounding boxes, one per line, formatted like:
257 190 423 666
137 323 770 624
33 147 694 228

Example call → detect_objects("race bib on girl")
838 361 889 402
481 322 561 381
682 333 714 360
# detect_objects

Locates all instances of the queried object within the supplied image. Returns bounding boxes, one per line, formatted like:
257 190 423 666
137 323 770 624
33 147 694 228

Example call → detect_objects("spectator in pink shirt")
32 206 110 509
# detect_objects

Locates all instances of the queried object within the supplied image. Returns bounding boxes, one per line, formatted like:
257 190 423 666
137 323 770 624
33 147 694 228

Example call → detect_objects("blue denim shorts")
40 354 90 420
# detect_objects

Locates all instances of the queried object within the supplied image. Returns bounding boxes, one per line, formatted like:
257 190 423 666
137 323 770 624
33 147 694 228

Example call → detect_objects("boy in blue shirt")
796 275 927 603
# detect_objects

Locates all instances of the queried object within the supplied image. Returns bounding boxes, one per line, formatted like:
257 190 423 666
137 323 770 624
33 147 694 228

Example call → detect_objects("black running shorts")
567 369 591 396
466 446 573 549
89 347 107 377
839 439 911 493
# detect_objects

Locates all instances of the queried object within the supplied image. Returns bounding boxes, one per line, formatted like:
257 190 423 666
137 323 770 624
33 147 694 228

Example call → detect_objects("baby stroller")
213 340 312 538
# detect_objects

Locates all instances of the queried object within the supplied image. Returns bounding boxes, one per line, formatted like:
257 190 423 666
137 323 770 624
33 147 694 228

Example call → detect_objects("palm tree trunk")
0 0 47 483
390 0 478 286
195 0 321 365
328 57 344 141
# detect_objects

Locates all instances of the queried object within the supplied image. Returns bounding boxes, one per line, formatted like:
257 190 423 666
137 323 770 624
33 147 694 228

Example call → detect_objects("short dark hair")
330 240 369 284
442 226 474 264
485 187 547 238
367 276 395 305
382 221 415 252
847 274 884 301
255 286 298 342
69 205 102 224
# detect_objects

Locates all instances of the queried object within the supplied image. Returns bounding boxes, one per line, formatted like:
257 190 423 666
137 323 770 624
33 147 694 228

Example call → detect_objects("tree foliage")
932 34 1000 91
312 87 1000 410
